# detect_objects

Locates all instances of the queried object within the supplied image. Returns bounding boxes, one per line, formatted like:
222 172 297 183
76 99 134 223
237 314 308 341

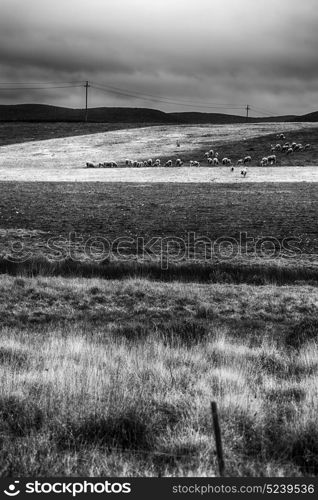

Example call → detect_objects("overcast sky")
0 0 317 116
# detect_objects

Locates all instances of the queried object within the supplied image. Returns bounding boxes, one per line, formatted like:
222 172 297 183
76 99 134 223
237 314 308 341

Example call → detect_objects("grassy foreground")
0 275 317 477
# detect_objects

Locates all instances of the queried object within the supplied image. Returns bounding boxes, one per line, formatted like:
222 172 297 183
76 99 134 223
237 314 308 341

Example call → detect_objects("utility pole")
246 104 250 122
84 81 90 122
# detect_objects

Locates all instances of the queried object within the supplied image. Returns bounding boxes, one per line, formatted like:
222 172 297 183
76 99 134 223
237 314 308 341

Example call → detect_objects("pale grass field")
0 122 318 182
1 275 317 477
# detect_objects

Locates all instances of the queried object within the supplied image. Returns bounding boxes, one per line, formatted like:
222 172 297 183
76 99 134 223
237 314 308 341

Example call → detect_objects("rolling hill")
0 103 317 124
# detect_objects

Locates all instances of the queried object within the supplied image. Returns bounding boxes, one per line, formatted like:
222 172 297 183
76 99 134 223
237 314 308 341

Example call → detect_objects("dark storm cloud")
0 0 318 115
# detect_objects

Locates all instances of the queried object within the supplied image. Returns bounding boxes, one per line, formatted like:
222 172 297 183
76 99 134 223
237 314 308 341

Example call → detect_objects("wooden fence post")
211 401 225 476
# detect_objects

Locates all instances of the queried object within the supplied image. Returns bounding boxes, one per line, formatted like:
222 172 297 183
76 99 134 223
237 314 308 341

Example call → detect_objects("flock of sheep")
85 132 312 175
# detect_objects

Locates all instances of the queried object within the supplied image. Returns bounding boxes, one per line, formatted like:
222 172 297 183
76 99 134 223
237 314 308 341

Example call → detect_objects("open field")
0 182 318 272
0 123 318 182
0 122 318 478
1 275 317 477
0 122 158 148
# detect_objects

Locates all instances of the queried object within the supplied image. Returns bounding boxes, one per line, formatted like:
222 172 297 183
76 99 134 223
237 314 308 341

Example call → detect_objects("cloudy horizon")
0 0 317 117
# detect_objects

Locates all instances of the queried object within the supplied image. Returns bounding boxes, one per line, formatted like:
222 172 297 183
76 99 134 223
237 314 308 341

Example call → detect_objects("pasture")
0 123 318 183
1 275 318 476
0 181 318 270
0 122 318 477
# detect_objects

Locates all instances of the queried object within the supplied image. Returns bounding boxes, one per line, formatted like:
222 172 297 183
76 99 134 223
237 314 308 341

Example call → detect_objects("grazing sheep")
304 144 311 150
275 144 282 151
222 158 232 165
277 133 285 140
209 149 214 157
165 160 173 167
237 159 243 166
260 157 269 166
143 161 148 167
86 161 99 168
193 161 200 167
287 148 293 155
243 156 252 164
213 158 219 166
207 157 213 165
204 152 209 159
268 154 276 165
175 158 183 166
125 159 133 167
147 158 153 166
132 161 138 167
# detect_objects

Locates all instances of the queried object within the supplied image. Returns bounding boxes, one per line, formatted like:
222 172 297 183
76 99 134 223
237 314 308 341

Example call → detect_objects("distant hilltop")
0 103 317 123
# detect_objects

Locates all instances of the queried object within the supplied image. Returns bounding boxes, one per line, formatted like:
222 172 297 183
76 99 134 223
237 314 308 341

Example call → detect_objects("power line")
250 105 277 117
92 81 243 109
0 81 84 86
91 84 245 111
0 85 83 91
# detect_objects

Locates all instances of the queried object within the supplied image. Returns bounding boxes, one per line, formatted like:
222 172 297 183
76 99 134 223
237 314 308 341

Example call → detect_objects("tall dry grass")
0 275 317 476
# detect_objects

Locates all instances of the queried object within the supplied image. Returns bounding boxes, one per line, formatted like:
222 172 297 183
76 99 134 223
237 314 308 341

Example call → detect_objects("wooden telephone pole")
246 104 250 122
84 81 90 122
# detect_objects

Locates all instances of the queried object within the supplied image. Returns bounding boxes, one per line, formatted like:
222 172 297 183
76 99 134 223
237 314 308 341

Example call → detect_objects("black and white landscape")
0 0 317 478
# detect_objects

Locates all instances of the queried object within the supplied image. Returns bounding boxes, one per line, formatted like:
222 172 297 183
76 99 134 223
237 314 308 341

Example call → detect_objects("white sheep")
193 161 200 167
237 159 243 166
268 154 276 165
243 156 252 164
209 149 214 157
261 157 269 166
222 158 232 165
165 160 172 167
286 148 293 155
125 159 132 167
175 158 183 166
207 157 213 165
275 144 282 151
147 158 153 166
204 152 209 159
213 158 219 166
86 161 99 168
304 144 311 150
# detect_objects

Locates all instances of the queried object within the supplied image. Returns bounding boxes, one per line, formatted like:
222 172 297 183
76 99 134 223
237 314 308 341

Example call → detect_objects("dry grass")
0 275 317 477
0 122 318 182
